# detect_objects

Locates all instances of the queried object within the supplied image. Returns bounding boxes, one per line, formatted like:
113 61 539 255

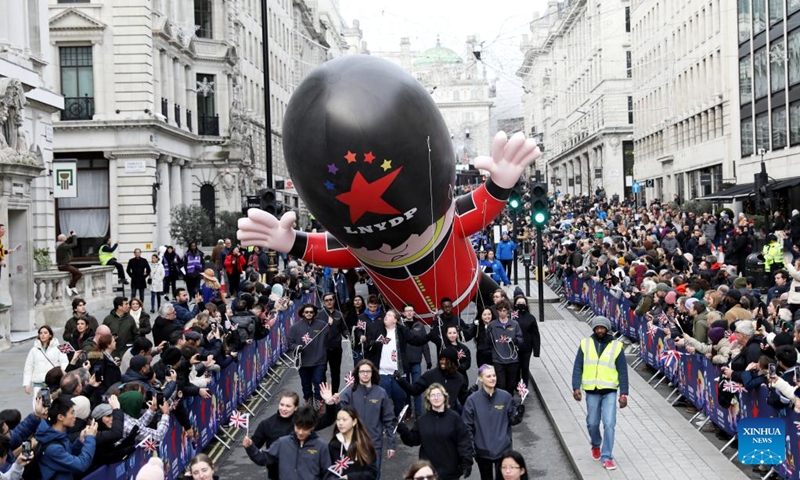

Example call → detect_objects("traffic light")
530 182 549 227
754 169 769 210
508 189 522 210
259 188 285 217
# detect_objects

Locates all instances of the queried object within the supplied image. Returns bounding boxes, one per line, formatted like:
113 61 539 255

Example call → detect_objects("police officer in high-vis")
98 237 127 285
763 233 785 286
571 316 628 471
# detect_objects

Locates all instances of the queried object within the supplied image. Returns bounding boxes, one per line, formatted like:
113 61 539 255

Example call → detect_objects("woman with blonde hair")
397 383 473 480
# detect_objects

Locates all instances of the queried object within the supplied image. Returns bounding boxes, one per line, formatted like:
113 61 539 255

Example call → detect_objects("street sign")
632 181 640 193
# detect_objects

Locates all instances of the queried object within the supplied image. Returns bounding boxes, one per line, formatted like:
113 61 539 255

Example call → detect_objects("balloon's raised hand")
237 209 297 252
473 131 541 189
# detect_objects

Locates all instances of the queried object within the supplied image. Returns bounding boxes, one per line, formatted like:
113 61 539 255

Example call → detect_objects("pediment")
49 8 106 31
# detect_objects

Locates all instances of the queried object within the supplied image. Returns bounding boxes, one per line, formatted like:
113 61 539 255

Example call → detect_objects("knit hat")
664 291 677 305
726 289 742 303
589 316 612 331
733 277 747 289
72 395 91 421
130 355 149 373
439 347 458 364
707 327 725 345
119 391 144 419
774 332 794 348
91 403 113 420
160 347 182 366
656 283 671 293
136 457 165 480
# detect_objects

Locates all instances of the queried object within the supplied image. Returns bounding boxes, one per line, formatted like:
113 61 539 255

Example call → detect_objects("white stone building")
518 0 634 200
373 36 494 177
630 0 737 204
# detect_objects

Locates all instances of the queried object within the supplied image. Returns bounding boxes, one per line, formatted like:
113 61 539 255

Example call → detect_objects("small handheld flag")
229 411 249 429
721 380 745 394
328 456 354 477
517 380 529 403
393 404 410 434
58 343 75 354
137 436 158 453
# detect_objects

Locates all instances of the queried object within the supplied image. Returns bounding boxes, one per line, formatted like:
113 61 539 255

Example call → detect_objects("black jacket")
251 413 294 480
403 319 432 366
152 315 182 346
316 308 348 350
515 311 541 358
396 367 469 412
397 408 473 480
126 257 151 289
327 435 379 480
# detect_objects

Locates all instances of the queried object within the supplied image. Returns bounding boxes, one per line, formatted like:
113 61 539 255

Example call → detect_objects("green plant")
169 205 212 248
681 200 712 214
34 247 52 270
212 211 242 245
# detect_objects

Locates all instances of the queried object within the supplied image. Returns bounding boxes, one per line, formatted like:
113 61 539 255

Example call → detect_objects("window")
740 55 753 104
769 0 784 24
195 0 212 39
791 102 800 145
755 112 770 151
626 51 632 78
200 184 216 227
60 46 94 121
625 6 631 32
771 40 786 93
754 47 768 99
791 0 800 14
741 117 754 156
453 90 460 101
627 96 633 124
196 74 218 135
753 0 767 34
739 0 751 43
773 107 787 148
790 30 800 86
56 159 110 257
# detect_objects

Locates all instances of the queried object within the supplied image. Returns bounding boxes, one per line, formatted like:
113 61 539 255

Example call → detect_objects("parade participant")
345 295 367 363
488 300 523 394
317 292 348 393
429 298 472 350
571 316 628 470
513 295 540 388
462 365 525 480
247 390 299 480
401 303 432 417
353 295 383 361
485 251 510 287
162 246 182 300
467 308 495 368
404 460 438 480
432 326 470 383
98 237 127 284
148 254 165 313
183 242 205 297
56 232 82 296
188 454 218 480
499 451 528 480
126 248 150 302
326 406 379 480
396 383 473 480
396 348 469 413
289 304 334 408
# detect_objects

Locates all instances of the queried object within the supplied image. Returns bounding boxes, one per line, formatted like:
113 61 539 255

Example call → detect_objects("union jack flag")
457 349 467 360
229 412 249 429
356 320 366 331
377 335 390 345
511 311 519 319
658 348 682 369
137 436 158 453
498 335 510 343
302 333 312 345
656 313 670 326
391 350 397 362
343 371 354 388
646 323 659 341
721 380 745 394
328 456 354 477
517 380 529 403
57 343 74 354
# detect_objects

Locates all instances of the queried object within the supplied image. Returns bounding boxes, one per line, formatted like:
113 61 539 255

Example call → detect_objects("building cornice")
548 126 633 163
54 118 226 144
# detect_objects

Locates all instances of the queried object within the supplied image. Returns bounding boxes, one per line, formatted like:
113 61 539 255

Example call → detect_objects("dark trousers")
495 362 519 395
106 258 125 281
164 275 177 298
228 273 241 296
298 364 326 401
476 456 501 480
58 265 82 288
131 286 145 302
327 347 343 392
185 273 200 296
518 348 533 387
500 259 513 278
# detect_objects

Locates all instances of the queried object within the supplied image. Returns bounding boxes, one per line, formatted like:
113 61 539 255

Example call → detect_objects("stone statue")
220 168 236 200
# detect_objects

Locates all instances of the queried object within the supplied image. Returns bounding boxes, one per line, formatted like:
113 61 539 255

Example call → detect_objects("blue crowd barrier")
563 276 800 479
83 294 308 480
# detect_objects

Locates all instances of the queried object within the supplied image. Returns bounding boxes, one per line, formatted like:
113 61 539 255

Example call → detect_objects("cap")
129 355 149 372
91 403 113 420
184 330 202 342
726 289 742 303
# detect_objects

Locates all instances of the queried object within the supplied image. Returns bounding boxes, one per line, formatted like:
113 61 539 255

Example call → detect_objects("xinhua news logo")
738 418 786 465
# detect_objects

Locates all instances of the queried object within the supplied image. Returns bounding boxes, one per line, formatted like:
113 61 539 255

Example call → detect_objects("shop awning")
697 182 754 201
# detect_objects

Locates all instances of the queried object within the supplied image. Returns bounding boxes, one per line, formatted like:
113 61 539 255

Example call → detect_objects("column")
182 165 193 205
107 154 119 240
153 48 161 112
171 161 183 206
0 1 10 48
173 58 181 103
160 52 170 115
157 159 172 246
188 68 197 131
8 1 23 50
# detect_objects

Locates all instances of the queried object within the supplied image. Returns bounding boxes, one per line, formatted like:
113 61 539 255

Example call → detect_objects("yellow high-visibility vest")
580 337 623 391
762 242 783 270
98 245 114 266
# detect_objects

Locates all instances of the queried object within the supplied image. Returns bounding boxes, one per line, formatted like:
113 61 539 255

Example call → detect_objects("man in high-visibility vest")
98 237 128 285
762 233 784 286
571 316 629 471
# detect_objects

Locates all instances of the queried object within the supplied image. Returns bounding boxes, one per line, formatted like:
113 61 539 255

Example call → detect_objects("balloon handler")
238 55 541 322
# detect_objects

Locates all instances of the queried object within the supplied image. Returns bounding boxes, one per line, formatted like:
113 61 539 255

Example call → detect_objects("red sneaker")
591 447 601 461
603 460 617 470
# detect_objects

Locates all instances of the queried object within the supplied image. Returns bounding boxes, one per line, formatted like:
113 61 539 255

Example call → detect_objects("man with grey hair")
571 316 628 470
722 320 763 384
56 231 82 295
152 302 181 346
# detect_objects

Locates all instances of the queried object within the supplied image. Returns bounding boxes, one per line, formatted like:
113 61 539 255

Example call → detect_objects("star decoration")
336 168 403 223
345 151 357 163
364 152 375 164
380 159 392 171
324 181 335 191
327 163 339 174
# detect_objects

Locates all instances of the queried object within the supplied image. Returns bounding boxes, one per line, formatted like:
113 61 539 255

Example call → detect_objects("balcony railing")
198 114 219 136
187 110 193 132
62 95 94 120
161 98 169 122
33 266 117 331
175 104 181 128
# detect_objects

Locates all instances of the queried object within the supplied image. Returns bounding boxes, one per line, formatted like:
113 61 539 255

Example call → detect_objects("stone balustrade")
32 266 117 329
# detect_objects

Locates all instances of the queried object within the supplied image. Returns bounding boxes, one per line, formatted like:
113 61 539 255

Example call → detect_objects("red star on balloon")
364 152 375 164
336 167 403 223
344 151 357 163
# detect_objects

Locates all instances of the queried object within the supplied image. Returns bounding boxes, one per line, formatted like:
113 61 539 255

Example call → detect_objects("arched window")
200 184 215 227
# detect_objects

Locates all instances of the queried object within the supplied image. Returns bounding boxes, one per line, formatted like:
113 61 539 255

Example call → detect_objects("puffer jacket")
23 339 69 387
785 262 800 306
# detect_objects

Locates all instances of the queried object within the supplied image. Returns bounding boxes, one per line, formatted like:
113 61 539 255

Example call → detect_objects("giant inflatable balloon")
238 55 540 320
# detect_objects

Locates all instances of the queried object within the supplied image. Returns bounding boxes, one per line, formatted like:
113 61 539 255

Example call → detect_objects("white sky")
338 0 550 84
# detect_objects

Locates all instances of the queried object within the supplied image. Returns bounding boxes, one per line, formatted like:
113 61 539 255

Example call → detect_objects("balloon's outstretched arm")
453 179 510 238
288 231 361 269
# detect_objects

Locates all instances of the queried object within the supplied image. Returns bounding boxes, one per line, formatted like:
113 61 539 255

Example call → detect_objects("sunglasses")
303 310 315 315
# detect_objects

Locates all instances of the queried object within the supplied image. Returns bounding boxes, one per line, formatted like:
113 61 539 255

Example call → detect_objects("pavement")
531 310 750 480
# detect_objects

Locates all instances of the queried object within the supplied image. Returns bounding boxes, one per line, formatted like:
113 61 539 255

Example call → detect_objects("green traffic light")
533 212 546 224
509 198 520 209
